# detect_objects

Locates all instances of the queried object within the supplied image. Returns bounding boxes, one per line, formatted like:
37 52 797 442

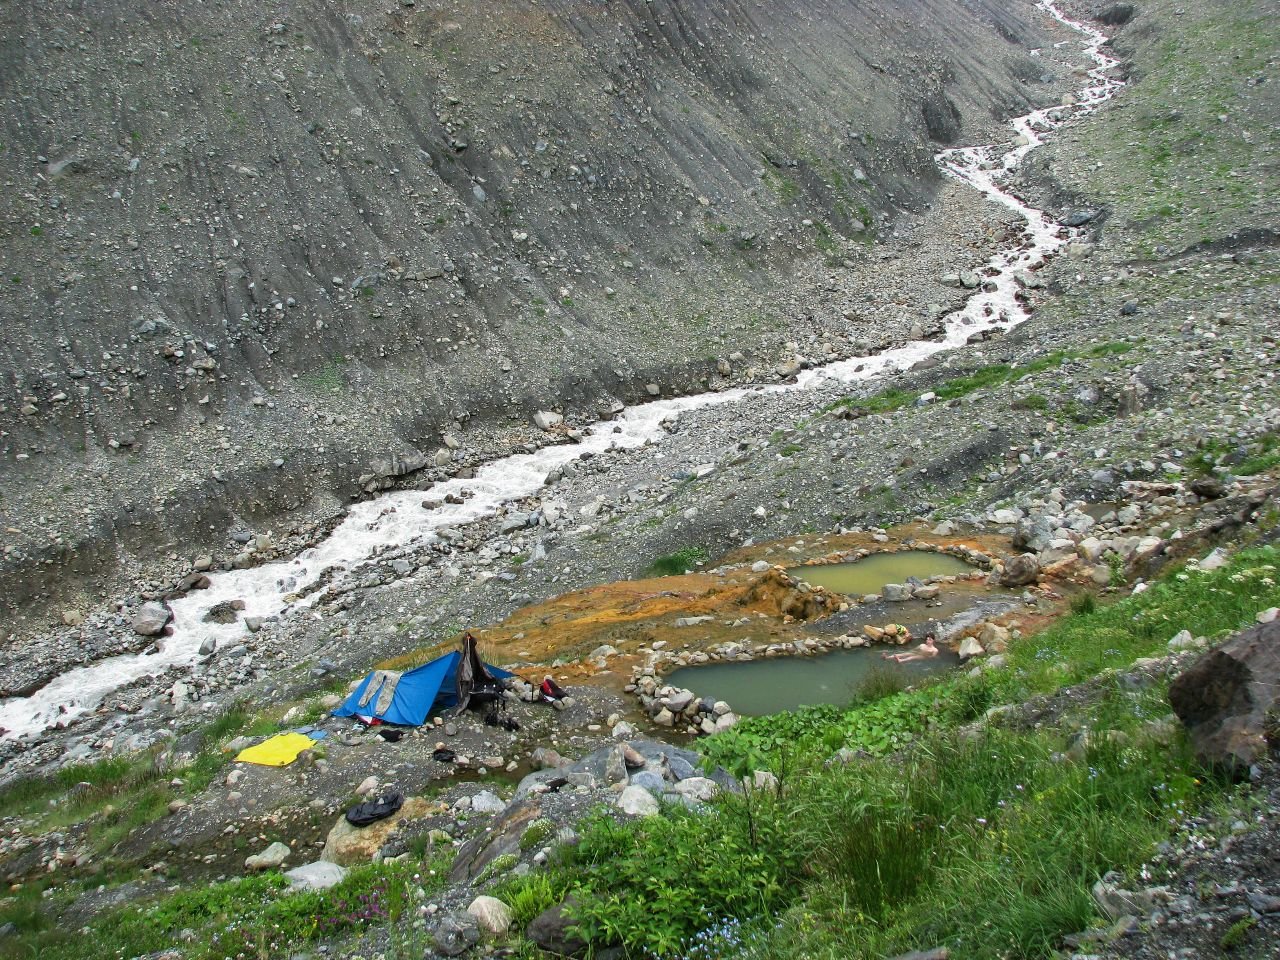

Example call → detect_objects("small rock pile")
624 678 739 736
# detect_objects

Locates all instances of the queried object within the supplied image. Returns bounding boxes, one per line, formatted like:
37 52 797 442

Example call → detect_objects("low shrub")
649 546 710 576
848 664 908 704
492 872 564 930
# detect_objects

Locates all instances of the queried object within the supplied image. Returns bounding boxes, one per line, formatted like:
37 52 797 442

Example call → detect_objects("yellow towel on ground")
234 731 316 767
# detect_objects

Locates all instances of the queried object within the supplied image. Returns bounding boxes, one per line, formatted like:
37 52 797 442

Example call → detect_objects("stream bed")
0 1 1124 741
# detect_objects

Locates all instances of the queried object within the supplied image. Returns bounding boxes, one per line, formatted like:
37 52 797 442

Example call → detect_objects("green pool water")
666 645 958 717
789 551 974 596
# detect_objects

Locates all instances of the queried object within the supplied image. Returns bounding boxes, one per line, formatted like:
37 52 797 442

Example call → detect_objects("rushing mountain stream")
0 1 1124 740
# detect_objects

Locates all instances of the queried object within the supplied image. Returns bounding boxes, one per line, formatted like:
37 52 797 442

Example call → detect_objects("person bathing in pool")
882 633 939 663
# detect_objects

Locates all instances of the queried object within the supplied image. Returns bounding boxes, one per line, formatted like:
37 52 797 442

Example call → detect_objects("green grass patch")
1235 432 1280 476
761 167 801 202
649 546 710 577
0 705 269 855
988 547 1280 702
502 722 1210 959
828 343 1136 416
298 356 348 394
0 859 449 960
1016 393 1050 411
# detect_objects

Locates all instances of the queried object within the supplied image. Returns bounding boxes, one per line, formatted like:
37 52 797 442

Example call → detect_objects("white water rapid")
0 0 1124 741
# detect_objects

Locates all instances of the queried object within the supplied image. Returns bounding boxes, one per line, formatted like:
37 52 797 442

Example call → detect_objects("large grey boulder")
571 743 628 785
369 450 428 478
467 895 514 937
470 790 506 814
1169 619 1280 777
617 785 659 817
244 841 290 872
997 553 1041 587
132 602 171 636
672 777 719 803
628 770 667 794
530 747 568 770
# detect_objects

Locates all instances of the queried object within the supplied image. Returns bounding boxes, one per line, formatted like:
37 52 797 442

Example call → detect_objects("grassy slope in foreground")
492 546 1280 959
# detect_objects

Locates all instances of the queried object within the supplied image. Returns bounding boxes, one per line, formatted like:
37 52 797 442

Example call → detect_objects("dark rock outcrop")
527 896 588 958
1169 619 1280 776
448 797 543 884
433 911 481 958
1097 4 1137 27
922 92 963 144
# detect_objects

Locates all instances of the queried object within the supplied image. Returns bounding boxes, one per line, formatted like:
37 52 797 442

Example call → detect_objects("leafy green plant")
474 852 518 885
492 872 564 929
1070 591 1097 615
1221 916 1257 950
561 806 790 956
1107 552 1127 587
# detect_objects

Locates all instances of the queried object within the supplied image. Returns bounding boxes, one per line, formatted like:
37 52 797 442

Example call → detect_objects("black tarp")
344 789 404 827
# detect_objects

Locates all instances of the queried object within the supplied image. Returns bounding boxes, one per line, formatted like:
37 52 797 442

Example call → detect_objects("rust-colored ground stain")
380 525 1052 694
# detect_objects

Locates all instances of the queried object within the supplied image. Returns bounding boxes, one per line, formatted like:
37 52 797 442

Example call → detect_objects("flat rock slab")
284 860 348 891
449 797 544 884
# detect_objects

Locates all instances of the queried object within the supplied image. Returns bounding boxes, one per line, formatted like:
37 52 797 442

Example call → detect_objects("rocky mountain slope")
0 1 1279 957
0 0 1058 620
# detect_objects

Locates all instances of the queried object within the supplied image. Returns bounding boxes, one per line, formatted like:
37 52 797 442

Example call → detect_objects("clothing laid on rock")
345 789 405 827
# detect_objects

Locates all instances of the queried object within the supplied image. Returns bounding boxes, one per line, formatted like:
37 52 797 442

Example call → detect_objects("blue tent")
332 648 514 726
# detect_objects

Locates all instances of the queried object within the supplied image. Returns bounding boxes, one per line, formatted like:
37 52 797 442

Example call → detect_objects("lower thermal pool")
665 643 958 716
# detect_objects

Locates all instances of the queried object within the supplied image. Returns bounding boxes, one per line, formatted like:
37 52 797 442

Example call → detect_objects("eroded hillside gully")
0 1 1124 743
